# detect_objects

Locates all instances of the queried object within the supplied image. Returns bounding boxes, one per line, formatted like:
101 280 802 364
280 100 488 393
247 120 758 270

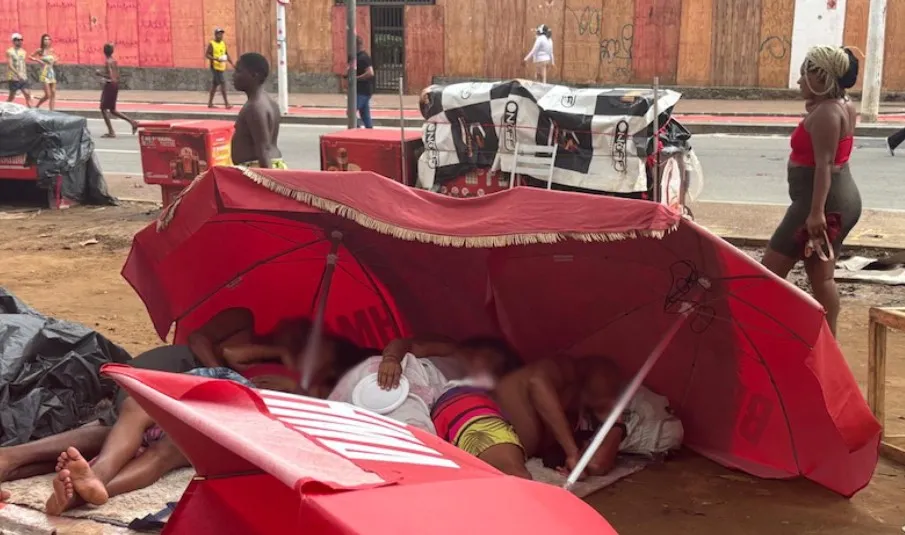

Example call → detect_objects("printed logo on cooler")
612 119 630 173
561 94 576 108
503 100 518 152
424 122 439 169
261 391 459 469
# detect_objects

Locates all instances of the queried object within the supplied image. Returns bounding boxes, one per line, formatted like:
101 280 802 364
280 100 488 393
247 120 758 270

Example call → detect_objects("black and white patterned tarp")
417 80 683 195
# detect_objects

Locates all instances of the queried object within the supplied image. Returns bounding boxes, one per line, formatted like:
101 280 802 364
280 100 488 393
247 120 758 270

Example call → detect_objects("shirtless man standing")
230 52 286 169
495 357 627 477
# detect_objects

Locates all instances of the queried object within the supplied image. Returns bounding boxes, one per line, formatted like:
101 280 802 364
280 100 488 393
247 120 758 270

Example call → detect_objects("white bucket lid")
351 373 410 415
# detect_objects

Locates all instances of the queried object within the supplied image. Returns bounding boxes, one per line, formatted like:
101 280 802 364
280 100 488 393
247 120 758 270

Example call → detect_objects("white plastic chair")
508 142 558 190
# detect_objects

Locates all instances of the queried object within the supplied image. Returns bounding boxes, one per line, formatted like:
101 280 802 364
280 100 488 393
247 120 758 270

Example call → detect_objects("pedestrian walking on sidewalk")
762 45 861 337
206 28 234 109
886 127 905 156
31 34 57 110
96 43 137 138
6 33 32 107
354 36 375 129
524 25 554 83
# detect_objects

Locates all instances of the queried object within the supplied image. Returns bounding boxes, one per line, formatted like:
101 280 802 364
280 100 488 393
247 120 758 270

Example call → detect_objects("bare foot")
225 104 233 109
101 133 116 139
61 447 108 506
55 449 71 473
208 103 216 109
45 469 74 515
1 486 10 502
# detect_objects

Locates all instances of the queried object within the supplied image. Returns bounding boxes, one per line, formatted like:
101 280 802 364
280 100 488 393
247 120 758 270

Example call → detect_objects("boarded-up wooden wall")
562 0 602 84
76 0 106 65
202 0 237 68
46 0 79 64
676 0 712 85
169 0 204 67
757 0 794 88
842 0 867 89
287 0 332 71
405 5 443 92
17 0 47 57
0 0 18 44
525 0 565 81
597 0 634 84
108 0 141 66
236 0 275 67
632 0 681 84
443 0 487 77
883 0 905 90
483 0 527 80
711 0 762 86
137 0 173 67
331 6 370 76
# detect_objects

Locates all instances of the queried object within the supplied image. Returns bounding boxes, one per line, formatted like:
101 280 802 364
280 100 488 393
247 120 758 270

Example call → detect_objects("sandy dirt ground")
1 202 904 534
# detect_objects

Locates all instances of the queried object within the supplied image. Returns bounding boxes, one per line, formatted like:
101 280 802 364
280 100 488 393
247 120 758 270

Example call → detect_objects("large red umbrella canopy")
103 364 618 534
122 167 879 497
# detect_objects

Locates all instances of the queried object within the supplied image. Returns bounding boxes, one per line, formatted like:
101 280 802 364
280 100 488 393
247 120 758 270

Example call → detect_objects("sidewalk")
24 90 904 136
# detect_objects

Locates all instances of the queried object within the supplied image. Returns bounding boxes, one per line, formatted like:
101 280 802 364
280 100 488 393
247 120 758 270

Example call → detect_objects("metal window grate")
370 5 405 92
335 0 433 4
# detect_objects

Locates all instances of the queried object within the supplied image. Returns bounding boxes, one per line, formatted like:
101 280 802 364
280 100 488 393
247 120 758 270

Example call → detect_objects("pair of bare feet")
45 447 108 516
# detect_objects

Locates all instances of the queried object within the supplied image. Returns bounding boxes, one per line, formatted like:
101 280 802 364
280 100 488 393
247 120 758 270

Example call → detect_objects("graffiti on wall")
566 6 634 81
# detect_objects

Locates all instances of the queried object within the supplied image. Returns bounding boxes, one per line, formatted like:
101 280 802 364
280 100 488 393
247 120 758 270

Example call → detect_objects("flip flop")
101 133 116 138
804 230 834 263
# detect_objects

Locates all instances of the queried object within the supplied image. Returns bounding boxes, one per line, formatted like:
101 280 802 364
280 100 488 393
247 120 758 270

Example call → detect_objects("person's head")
214 28 225 42
40 34 51 49
577 357 623 414
233 52 269 92
356 35 364 51
11 33 22 48
103 43 115 58
797 46 859 101
457 336 520 380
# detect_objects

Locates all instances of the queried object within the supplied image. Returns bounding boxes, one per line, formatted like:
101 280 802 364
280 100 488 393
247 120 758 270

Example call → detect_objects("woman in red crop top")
763 46 861 336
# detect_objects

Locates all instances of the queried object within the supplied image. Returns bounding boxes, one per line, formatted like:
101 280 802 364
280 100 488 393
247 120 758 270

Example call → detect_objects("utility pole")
346 0 357 129
860 0 887 123
276 0 290 115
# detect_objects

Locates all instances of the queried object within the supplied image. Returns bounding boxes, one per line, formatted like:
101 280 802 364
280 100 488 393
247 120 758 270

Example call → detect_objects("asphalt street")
85 119 905 211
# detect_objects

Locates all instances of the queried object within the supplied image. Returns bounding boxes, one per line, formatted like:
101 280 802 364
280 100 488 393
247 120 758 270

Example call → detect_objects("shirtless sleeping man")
230 52 286 170
495 357 626 478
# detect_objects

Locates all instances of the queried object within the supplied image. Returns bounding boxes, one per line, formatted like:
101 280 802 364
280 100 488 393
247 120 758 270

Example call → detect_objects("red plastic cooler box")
0 154 69 209
138 120 234 206
320 128 423 185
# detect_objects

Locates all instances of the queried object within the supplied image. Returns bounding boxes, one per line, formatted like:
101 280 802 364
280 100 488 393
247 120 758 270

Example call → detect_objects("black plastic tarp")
0 107 117 205
0 287 131 446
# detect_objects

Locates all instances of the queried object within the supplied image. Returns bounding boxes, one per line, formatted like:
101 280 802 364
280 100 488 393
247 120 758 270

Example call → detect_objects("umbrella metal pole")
652 77 661 205
563 310 689 491
399 77 408 186
300 230 343 391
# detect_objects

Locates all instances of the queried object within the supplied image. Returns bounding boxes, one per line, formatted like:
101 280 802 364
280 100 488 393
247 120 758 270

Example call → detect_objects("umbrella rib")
556 295 664 356
207 218 327 247
346 253 405 341
730 315 803 475
721 290 812 347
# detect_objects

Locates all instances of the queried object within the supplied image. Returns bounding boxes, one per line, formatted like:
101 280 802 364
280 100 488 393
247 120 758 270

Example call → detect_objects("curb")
719 235 905 253
67 109 903 137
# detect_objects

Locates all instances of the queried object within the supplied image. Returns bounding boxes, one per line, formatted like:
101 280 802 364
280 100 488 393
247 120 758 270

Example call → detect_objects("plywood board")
107 0 140 66
561 0 602 84
443 0 486 77
842 0 867 89
676 0 713 86
483 0 527 80
0 0 19 45
787 0 847 89
404 5 443 92
330 6 369 76
287 0 332 72
236 0 275 67
883 0 905 90
17 0 48 56
169 0 204 68
711 0 762 87
596 0 634 84
137 0 173 67
632 0 682 84
202 0 237 68
46 0 79 64
758 0 795 88
525 0 565 81
76 0 107 65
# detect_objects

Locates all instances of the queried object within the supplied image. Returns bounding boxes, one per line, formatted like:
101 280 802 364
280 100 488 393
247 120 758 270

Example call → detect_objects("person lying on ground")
495 357 626 478
43 333 363 516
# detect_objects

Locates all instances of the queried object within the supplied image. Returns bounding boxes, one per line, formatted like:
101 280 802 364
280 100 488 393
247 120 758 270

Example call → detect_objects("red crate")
320 128 423 186
139 120 235 187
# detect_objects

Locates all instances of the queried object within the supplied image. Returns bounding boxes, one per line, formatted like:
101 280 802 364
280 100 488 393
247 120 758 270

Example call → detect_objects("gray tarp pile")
0 287 131 446
0 103 116 204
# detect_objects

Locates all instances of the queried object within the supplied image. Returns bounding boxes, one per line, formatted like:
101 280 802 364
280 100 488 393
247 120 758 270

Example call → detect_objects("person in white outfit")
524 25 554 83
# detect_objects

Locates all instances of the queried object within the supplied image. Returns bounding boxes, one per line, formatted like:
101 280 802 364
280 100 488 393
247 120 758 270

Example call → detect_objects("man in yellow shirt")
6 33 32 107
205 28 233 109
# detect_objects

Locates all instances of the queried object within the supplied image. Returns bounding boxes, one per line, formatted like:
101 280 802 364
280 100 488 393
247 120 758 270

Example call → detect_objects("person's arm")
525 361 579 460
221 344 292 371
106 60 117 83
205 43 215 62
187 331 226 368
245 107 273 169
806 109 841 238
356 55 374 80
584 417 626 476
524 36 541 62
382 335 457 361
550 39 555 65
